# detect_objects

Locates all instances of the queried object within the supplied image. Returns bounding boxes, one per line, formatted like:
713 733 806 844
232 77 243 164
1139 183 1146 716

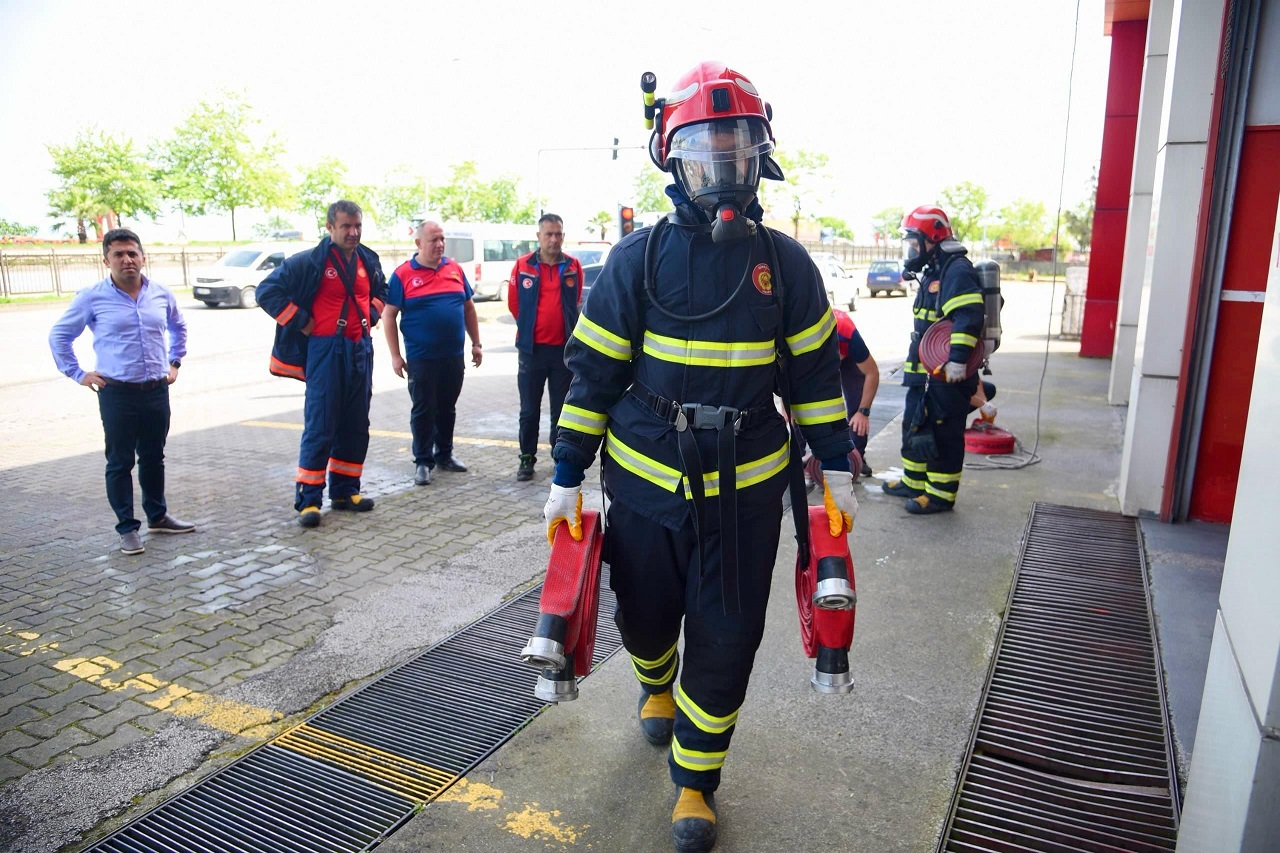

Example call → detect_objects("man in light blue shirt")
49 228 195 555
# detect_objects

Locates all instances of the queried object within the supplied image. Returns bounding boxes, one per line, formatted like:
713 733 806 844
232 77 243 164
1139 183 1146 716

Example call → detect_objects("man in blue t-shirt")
382 221 483 486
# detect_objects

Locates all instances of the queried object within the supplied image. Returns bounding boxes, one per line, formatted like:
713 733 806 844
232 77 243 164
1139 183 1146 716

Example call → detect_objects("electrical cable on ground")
966 0 1082 472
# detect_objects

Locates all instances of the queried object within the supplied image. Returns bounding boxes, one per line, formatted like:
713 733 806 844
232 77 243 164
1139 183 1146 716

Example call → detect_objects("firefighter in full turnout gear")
542 62 856 853
881 205 985 514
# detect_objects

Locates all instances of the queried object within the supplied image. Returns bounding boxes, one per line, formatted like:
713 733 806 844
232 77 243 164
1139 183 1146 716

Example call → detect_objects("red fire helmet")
901 205 954 243
651 61 774 171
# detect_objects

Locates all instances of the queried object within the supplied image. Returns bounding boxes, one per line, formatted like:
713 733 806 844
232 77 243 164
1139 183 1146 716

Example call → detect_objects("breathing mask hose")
643 215 756 323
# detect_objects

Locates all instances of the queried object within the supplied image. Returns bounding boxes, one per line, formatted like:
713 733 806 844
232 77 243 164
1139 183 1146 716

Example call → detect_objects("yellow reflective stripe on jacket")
785 308 835 356
913 308 940 322
606 430 684 492
642 330 775 368
558 404 608 435
942 292 984 316
950 332 979 348
573 315 632 361
903 361 928 374
676 685 739 734
791 397 846 425
683 442 788 498
671 736 728 771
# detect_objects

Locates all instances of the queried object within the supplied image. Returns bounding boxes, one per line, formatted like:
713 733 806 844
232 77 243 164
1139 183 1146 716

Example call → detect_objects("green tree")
48 185 109 244
1062 168 1097 252
0 219 38 238
995 198 1052 253
871 206 906 246
761 149 831 238
153 91 291 240
817 215 854 241
938 181 989 242
587 210 613 241
296 157 349 233
632 168 670 214
46 127 159 233
427 161 535 224
376 166 428 239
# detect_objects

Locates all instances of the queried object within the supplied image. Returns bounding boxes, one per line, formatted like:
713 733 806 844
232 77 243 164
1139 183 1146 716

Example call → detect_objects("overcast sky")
0 0 1111 242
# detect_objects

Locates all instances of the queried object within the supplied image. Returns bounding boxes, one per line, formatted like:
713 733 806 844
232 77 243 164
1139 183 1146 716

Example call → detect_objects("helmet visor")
902 234 925 261
668 117 772 199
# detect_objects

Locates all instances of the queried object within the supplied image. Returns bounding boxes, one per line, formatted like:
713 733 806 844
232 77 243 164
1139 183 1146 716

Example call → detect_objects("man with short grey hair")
383 220 483 486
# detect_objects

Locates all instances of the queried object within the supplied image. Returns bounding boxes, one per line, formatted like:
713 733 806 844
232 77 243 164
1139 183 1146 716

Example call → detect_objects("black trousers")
605 499 781 793
517 344 572 459
98 383 170 534
900 376 976 504
406 355 465 466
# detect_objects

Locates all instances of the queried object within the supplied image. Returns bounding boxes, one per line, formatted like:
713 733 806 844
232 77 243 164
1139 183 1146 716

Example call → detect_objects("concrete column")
1110 0 1173 404
1176 196 1280 853
1118 0 1224 516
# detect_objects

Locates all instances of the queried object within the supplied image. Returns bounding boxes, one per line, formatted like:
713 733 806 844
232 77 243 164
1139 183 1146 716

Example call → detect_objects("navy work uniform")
553 196 852 794
257 238 388 511
899 248 984 505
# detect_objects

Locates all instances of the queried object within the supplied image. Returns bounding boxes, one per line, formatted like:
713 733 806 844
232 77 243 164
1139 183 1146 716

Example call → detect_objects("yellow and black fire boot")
638 689 676 746
905 494 954 515
671 787 718 852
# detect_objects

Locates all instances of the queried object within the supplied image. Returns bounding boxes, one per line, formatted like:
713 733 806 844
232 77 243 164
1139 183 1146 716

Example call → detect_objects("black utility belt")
630 386 772 434
104 377 168 391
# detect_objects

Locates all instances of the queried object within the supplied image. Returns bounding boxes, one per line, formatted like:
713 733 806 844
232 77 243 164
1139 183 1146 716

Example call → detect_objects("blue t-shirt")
387 256 474 360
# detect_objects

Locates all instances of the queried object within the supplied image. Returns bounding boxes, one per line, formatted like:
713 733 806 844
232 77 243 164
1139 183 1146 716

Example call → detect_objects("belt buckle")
336 318 348 329
678 403 740 432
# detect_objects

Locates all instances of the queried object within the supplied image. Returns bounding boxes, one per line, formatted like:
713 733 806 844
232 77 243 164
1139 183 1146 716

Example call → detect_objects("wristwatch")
858 407 871 416
169 359 182 368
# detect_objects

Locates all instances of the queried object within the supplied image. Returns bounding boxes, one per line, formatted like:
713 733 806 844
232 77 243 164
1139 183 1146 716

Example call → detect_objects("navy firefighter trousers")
295 334 373 511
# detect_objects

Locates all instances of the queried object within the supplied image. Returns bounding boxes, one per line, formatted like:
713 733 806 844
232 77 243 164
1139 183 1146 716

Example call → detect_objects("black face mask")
902 234 931 273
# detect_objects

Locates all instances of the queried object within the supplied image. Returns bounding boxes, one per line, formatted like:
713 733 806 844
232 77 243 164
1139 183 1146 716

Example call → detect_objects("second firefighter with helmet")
882 205 986 514
542 61 856 853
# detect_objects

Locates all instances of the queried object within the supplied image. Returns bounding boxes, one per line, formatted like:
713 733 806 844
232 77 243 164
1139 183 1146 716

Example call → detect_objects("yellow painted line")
239 420 545 450
276 724 454 802
1 626 282 735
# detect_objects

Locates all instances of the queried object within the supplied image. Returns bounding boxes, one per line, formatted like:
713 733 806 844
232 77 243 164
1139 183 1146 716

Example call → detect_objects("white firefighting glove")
821 470 858 536
943 361 968 383
543 484 583 546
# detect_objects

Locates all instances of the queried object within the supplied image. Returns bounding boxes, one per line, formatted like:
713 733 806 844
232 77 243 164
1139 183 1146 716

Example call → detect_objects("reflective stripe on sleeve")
558 404 608 436
785 308 836 356
572 315 632 361
942 292 984 316
950 332 979 347
791 397 846 425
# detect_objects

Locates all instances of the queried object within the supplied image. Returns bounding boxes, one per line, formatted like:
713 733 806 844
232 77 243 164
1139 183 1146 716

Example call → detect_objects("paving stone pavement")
0 361 579 852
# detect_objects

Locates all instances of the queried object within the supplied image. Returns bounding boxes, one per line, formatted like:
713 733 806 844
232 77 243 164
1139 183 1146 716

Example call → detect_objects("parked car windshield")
219 250 264 268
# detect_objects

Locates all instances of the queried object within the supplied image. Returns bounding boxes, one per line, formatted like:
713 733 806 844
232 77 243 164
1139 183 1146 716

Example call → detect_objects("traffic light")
619 205 635 237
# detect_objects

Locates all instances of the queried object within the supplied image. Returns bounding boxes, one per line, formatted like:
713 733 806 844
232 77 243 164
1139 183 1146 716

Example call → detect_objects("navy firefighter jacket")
256 237 388 381
553 196 853 530
900 244 985 388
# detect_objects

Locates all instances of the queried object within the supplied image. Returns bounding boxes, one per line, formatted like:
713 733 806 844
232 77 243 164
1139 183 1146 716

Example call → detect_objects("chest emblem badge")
752 263 773 295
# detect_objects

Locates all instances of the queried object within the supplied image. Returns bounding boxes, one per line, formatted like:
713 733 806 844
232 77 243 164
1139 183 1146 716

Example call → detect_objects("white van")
437 222 539 302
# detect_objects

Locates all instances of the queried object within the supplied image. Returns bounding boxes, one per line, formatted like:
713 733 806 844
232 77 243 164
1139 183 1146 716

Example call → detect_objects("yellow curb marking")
240 420 547 451
1 626 281 735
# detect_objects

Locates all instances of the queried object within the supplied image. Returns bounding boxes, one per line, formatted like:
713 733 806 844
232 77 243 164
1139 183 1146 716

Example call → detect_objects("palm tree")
590 210 612 242
48 186 108 244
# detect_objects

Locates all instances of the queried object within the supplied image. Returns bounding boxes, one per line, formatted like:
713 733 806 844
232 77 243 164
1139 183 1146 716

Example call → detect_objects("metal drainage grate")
940 503 1179 852
87 571 622 853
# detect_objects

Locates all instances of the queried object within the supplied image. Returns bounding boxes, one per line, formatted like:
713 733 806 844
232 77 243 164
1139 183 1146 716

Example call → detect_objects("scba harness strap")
634 221 812 615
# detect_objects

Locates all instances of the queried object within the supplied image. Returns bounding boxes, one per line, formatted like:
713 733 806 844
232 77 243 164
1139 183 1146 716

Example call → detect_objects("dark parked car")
866 259 912 297
580 262 605 306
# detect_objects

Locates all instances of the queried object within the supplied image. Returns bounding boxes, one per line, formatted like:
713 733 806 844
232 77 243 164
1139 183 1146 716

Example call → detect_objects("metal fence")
0 249 229 297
